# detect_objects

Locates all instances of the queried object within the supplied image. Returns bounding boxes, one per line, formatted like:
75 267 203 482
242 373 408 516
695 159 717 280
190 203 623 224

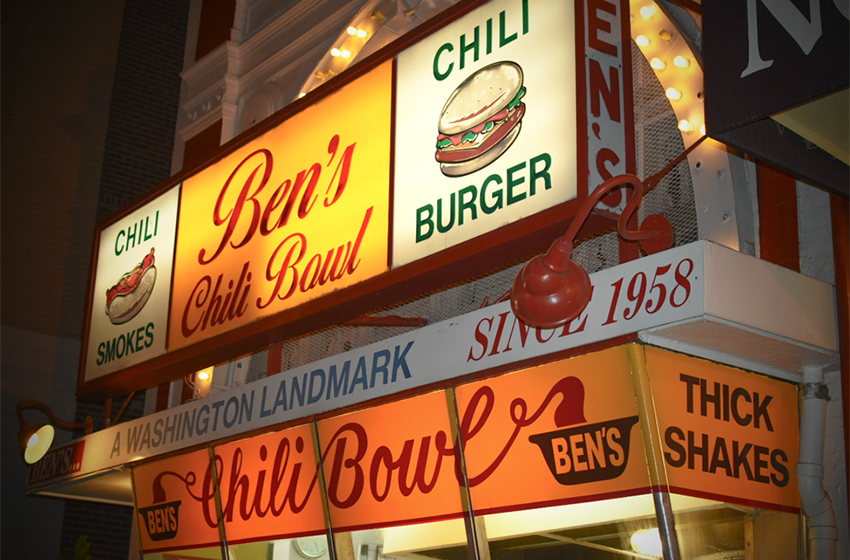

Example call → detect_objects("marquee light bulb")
636 35 650 47
357 29 368 38
631 529 663 556
341 49 352 58
347 26 357 35
640 5 657 18
678 119 694 133
674 56 690 68
650 58 667 71
666 87 682 101
331 48 341 57
659 29 672 41
198 371 210 381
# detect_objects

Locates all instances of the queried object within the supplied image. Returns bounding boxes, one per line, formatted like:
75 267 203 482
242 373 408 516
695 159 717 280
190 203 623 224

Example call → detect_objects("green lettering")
499 11 518 47
460 27 480 70
433 43 454 81
529 153 553 196
506 162 527 205
481 174 504 214
416 205 434 243
437 193 456 234
458 185 478 225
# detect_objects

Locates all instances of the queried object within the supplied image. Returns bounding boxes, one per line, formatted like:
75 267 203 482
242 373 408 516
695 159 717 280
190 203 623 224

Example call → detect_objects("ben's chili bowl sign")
132 350 649 552
392 0 579 267
169 61 393 351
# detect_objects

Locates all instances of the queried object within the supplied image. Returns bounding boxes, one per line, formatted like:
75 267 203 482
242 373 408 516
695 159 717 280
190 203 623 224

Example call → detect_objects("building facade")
11 1 848 559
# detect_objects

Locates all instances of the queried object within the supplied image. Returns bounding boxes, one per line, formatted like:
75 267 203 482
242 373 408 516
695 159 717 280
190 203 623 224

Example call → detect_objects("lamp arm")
17 400 93 434
543 174 646 271
544 135 708 272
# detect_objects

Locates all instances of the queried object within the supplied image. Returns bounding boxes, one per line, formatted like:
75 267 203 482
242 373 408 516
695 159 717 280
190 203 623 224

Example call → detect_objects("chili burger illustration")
435 61 526 177
105 247 156 325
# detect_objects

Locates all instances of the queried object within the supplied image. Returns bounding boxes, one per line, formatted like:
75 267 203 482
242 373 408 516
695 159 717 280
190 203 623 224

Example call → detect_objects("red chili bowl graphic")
529 416 640 485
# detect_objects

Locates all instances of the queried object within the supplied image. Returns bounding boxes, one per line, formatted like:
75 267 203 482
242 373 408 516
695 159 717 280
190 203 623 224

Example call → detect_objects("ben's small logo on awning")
139 500 181 541
527 376 640 484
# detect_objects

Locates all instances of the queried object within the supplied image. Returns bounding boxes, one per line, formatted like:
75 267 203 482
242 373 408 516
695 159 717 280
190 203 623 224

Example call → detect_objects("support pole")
829 193 849 510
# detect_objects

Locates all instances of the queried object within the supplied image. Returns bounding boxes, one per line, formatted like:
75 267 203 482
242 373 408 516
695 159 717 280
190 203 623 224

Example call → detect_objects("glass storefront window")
144 545 223 560
671 494 801 560
479 496 660 559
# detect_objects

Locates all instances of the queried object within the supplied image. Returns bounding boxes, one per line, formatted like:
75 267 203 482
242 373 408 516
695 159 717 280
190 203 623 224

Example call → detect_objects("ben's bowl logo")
434 61 527 177
139 500 181 541
527 376 640 485
138 469 189 542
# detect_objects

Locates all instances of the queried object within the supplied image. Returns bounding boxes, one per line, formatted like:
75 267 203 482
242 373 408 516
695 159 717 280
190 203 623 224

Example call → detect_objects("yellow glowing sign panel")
317 391 465 531
169 61 393 351
645 346 800 512
455 346 651 514
215 425 326 543
133 449 220 553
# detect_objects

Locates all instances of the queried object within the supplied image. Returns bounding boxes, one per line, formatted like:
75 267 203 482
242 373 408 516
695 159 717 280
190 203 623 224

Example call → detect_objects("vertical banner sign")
84 186 180 382
215 425 326 543
455 345 650 515
169 61 393 351
317 391 465 531
133 449 221 553
645 347 801 513
583 0 633 210
393 0 579 266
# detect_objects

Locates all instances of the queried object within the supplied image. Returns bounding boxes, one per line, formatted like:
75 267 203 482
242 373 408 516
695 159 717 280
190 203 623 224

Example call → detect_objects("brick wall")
96 0 191 221
58 1 190 559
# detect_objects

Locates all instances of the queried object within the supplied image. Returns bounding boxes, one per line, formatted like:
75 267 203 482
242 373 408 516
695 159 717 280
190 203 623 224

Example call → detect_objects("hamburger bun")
438 62 524 136
435 61 526 177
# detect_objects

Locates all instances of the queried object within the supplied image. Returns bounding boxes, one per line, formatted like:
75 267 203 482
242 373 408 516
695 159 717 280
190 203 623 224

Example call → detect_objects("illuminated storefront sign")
169 61 393 351
83 186 180 382
214 425 326 543
122 345 802 554
457 346 649 514
645 346 801 513
393 0 579 266
129 348 656 552
318 391 465 531
133 425 327 552
133 449 221 552
79 0 634 393
392 0 633 266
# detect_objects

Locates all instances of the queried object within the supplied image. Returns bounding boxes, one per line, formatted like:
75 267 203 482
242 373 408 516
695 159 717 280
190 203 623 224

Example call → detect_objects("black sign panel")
705 0 848 130
704 0 848 197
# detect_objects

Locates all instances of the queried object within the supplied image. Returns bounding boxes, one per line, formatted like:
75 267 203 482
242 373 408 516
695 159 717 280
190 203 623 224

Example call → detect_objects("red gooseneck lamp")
511 137 706 328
